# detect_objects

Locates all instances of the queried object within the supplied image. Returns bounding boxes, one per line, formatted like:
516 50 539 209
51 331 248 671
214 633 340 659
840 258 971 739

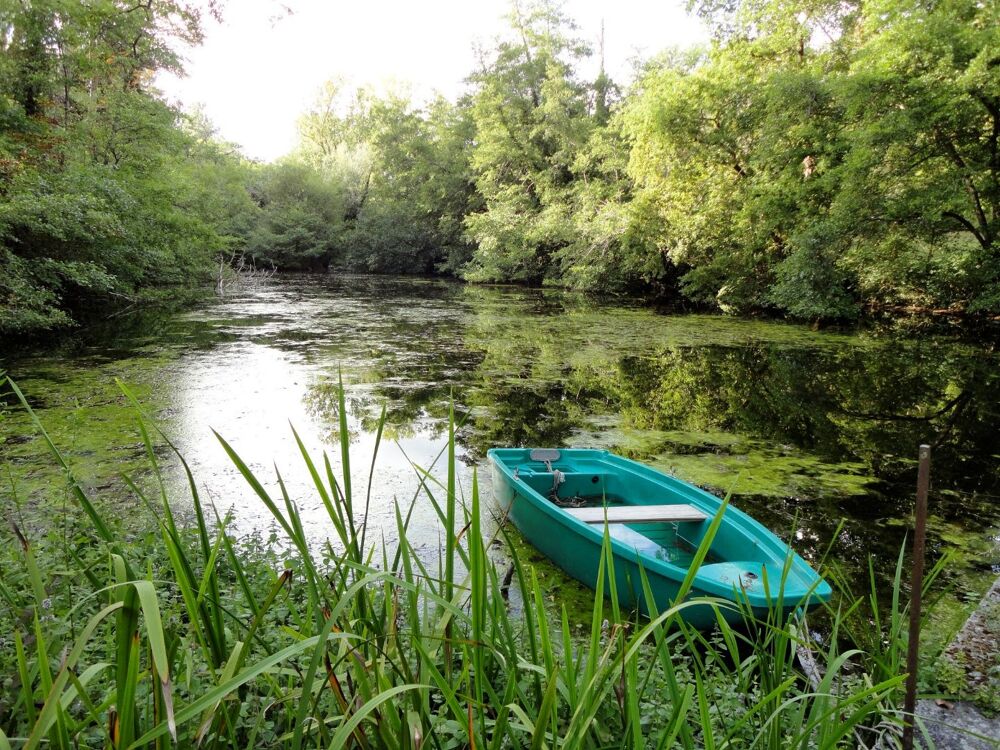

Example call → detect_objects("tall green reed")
0 374 940 748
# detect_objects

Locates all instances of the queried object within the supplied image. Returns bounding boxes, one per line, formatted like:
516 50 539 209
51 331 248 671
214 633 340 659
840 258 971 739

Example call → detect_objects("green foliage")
274 0 1000 321
344 94 478 275
0 247 88 333
0 1 253 337
291 83 477 275
365 0 995 319
244 162 345 271
462 0 603 285
4 0 999 331
622 0 1000 319
833 0 1000 314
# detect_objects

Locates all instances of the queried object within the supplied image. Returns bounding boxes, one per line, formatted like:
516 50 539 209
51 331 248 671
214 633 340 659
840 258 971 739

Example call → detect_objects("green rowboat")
488 448 832 628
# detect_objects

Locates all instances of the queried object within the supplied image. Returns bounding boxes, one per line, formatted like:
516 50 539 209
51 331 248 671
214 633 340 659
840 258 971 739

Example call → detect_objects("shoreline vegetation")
3 0 1000 338
0 375 974 748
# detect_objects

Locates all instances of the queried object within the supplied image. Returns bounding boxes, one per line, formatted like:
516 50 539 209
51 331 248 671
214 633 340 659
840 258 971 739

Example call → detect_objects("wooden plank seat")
565 504 708 525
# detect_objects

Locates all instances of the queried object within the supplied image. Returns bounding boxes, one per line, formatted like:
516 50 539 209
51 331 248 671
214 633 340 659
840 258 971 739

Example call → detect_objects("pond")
2 275 998 619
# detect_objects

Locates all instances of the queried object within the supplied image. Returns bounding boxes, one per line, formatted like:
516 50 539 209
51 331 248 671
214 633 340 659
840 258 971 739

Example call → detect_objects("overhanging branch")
942 210 989 250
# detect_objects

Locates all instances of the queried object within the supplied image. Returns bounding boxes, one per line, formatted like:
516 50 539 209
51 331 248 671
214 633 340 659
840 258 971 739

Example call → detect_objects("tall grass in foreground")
0 375 953 748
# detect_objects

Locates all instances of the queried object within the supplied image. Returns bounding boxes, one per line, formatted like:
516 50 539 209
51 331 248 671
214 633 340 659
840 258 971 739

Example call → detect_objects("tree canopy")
278 0 1000 321
0 0 254 335
3 0 998 336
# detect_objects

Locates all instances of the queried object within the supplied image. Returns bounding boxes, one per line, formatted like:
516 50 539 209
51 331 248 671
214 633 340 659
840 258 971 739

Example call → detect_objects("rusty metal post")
902 444 931 750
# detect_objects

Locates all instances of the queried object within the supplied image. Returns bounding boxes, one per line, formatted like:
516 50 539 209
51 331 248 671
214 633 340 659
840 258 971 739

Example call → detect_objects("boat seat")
565 504 708 525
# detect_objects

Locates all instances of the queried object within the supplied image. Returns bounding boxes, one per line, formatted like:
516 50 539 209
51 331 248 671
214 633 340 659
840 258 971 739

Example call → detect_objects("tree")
244 162 345 272
0 0 247 336
834 0 1000 313
625 0 999 320
462 0 596 285
623 20 861 319
340 93 477 274
7 0 997 332
292 82 477 275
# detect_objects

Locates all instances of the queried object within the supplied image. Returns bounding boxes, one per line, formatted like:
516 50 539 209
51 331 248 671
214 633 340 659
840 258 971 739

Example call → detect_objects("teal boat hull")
488 448 832 628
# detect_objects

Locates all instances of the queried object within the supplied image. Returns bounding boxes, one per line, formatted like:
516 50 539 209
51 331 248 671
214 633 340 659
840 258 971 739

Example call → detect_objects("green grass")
0 374 952 748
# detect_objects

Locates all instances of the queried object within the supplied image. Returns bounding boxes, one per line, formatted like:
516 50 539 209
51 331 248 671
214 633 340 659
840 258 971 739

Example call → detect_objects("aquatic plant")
0 375 951 748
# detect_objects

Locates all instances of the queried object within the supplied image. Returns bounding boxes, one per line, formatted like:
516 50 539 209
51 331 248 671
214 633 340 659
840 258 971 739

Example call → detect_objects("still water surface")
2 275 998 604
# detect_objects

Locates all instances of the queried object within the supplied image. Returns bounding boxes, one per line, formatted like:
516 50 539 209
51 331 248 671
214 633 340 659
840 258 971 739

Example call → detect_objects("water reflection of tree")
457 299 996 489
467 371 585 452
303 355 484 444
459 324 999 591
298 287 996 598
307 293 997 517
589 340 999 501
303 379 440 443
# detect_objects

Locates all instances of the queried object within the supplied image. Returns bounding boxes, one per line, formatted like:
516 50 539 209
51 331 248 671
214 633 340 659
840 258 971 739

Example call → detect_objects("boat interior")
510 451 715 564
500 448 805 593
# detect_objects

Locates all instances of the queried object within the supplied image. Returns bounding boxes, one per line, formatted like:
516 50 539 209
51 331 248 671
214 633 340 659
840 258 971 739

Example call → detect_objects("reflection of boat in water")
488 448 831 628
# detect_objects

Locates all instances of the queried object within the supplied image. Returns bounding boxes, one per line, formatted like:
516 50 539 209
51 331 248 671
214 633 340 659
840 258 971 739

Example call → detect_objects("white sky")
157 0 707 161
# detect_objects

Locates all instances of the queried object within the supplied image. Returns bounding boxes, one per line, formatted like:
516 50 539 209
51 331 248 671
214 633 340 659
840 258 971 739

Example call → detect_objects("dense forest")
1 0 998 336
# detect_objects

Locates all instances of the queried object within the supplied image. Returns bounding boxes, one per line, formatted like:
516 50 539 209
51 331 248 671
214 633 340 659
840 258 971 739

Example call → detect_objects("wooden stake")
902 444 931 750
